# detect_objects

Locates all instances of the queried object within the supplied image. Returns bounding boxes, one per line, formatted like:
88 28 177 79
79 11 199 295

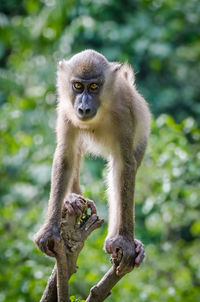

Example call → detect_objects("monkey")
34 49 150 275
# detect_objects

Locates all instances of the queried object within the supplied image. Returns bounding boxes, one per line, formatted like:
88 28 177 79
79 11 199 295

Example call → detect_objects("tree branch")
39 196 135 302
40 265 57 302
40 197 104 302
86 266 124 302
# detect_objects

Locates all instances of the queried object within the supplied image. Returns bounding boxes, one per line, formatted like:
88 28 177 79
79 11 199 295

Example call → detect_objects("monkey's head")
57 50 112 126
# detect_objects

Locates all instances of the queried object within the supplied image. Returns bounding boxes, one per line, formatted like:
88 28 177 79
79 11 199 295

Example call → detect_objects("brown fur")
34 50 150 272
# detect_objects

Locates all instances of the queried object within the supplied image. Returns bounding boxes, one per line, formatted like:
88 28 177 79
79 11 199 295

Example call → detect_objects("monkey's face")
57 50 112 126
70 77 103 122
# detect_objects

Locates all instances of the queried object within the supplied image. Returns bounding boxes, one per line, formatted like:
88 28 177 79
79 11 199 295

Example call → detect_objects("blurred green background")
0 0 200 301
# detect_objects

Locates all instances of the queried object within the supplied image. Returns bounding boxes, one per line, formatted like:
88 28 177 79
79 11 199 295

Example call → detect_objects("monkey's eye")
73 82 83 91
90 83 98 90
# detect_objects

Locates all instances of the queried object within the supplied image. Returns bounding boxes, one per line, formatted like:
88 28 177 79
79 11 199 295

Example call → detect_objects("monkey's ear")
111 62 135 85
121 62 135 85
57 60 69 70
110 62 122 72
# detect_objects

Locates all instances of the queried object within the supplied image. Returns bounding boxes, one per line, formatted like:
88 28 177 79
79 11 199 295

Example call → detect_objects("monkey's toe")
63 194 97 218
134 239 145 266
86 199 97 215
63 194 87 217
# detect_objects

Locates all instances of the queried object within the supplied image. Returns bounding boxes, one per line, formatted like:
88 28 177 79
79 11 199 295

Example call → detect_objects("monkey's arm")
105 141 145 275
34 120 79 257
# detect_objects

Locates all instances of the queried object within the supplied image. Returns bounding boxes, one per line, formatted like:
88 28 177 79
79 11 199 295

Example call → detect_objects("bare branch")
85 244 125 302
86 266 124 302
39 196 139 302
40 265 57 302
40 197 104 302
56 240 69 302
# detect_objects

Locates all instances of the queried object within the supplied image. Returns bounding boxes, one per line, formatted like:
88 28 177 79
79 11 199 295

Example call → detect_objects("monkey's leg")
34 125 79 257
65 148 97 218
105 147 145 275
65 149 95 218
70 149 82 195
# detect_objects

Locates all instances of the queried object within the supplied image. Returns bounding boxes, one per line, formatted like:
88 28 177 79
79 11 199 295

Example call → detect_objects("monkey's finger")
104 238 115 254
135 251 145 266
77 195 87 202
75 199 87 213
106 247 112 254
71 194 87 204
71 202 82 217
134 239 143 253
116 253 134 275
64 201 74 215
87 199 97 214
46 247 56 257
47 236 62 257
104 243 113 254
134 239 145 266
112 249 118 259
116 263 131 275
135 245 145 260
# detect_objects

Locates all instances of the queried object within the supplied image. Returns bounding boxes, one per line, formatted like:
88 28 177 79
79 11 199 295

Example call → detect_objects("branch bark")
86 266 124 302
39 196 132 302
40 198 104 302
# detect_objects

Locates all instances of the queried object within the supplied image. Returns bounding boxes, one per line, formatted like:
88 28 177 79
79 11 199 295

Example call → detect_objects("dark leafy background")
0 0 200 301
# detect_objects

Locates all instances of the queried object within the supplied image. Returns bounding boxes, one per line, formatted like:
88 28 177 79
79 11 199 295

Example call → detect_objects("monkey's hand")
63 193 97 217
104 236 145 276
34 223 60 257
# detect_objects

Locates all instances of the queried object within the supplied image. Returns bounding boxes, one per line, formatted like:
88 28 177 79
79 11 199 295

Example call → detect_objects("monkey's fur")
34 50 150 275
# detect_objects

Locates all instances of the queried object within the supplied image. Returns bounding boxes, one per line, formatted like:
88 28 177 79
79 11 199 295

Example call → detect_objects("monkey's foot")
63 193 96 218
34 223 61 257
104 236 145 276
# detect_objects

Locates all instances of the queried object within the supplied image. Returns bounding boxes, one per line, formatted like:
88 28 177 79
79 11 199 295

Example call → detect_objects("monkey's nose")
77 104 95 120
78 107 91 117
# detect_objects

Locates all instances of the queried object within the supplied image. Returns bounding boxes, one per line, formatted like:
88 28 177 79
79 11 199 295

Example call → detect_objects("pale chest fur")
81 127 120 158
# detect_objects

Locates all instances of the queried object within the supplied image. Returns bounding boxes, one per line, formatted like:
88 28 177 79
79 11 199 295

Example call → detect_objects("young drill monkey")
34 49 150 275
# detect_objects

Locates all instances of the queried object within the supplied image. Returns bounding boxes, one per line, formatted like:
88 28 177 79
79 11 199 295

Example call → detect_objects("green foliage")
0 1 200 302
70 296 85 302
0 0 200 120
0 112 200 301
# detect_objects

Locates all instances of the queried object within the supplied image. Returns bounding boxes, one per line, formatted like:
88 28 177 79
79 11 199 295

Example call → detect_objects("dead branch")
85 266 124 302
40 198 103 302
39 196 134 302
